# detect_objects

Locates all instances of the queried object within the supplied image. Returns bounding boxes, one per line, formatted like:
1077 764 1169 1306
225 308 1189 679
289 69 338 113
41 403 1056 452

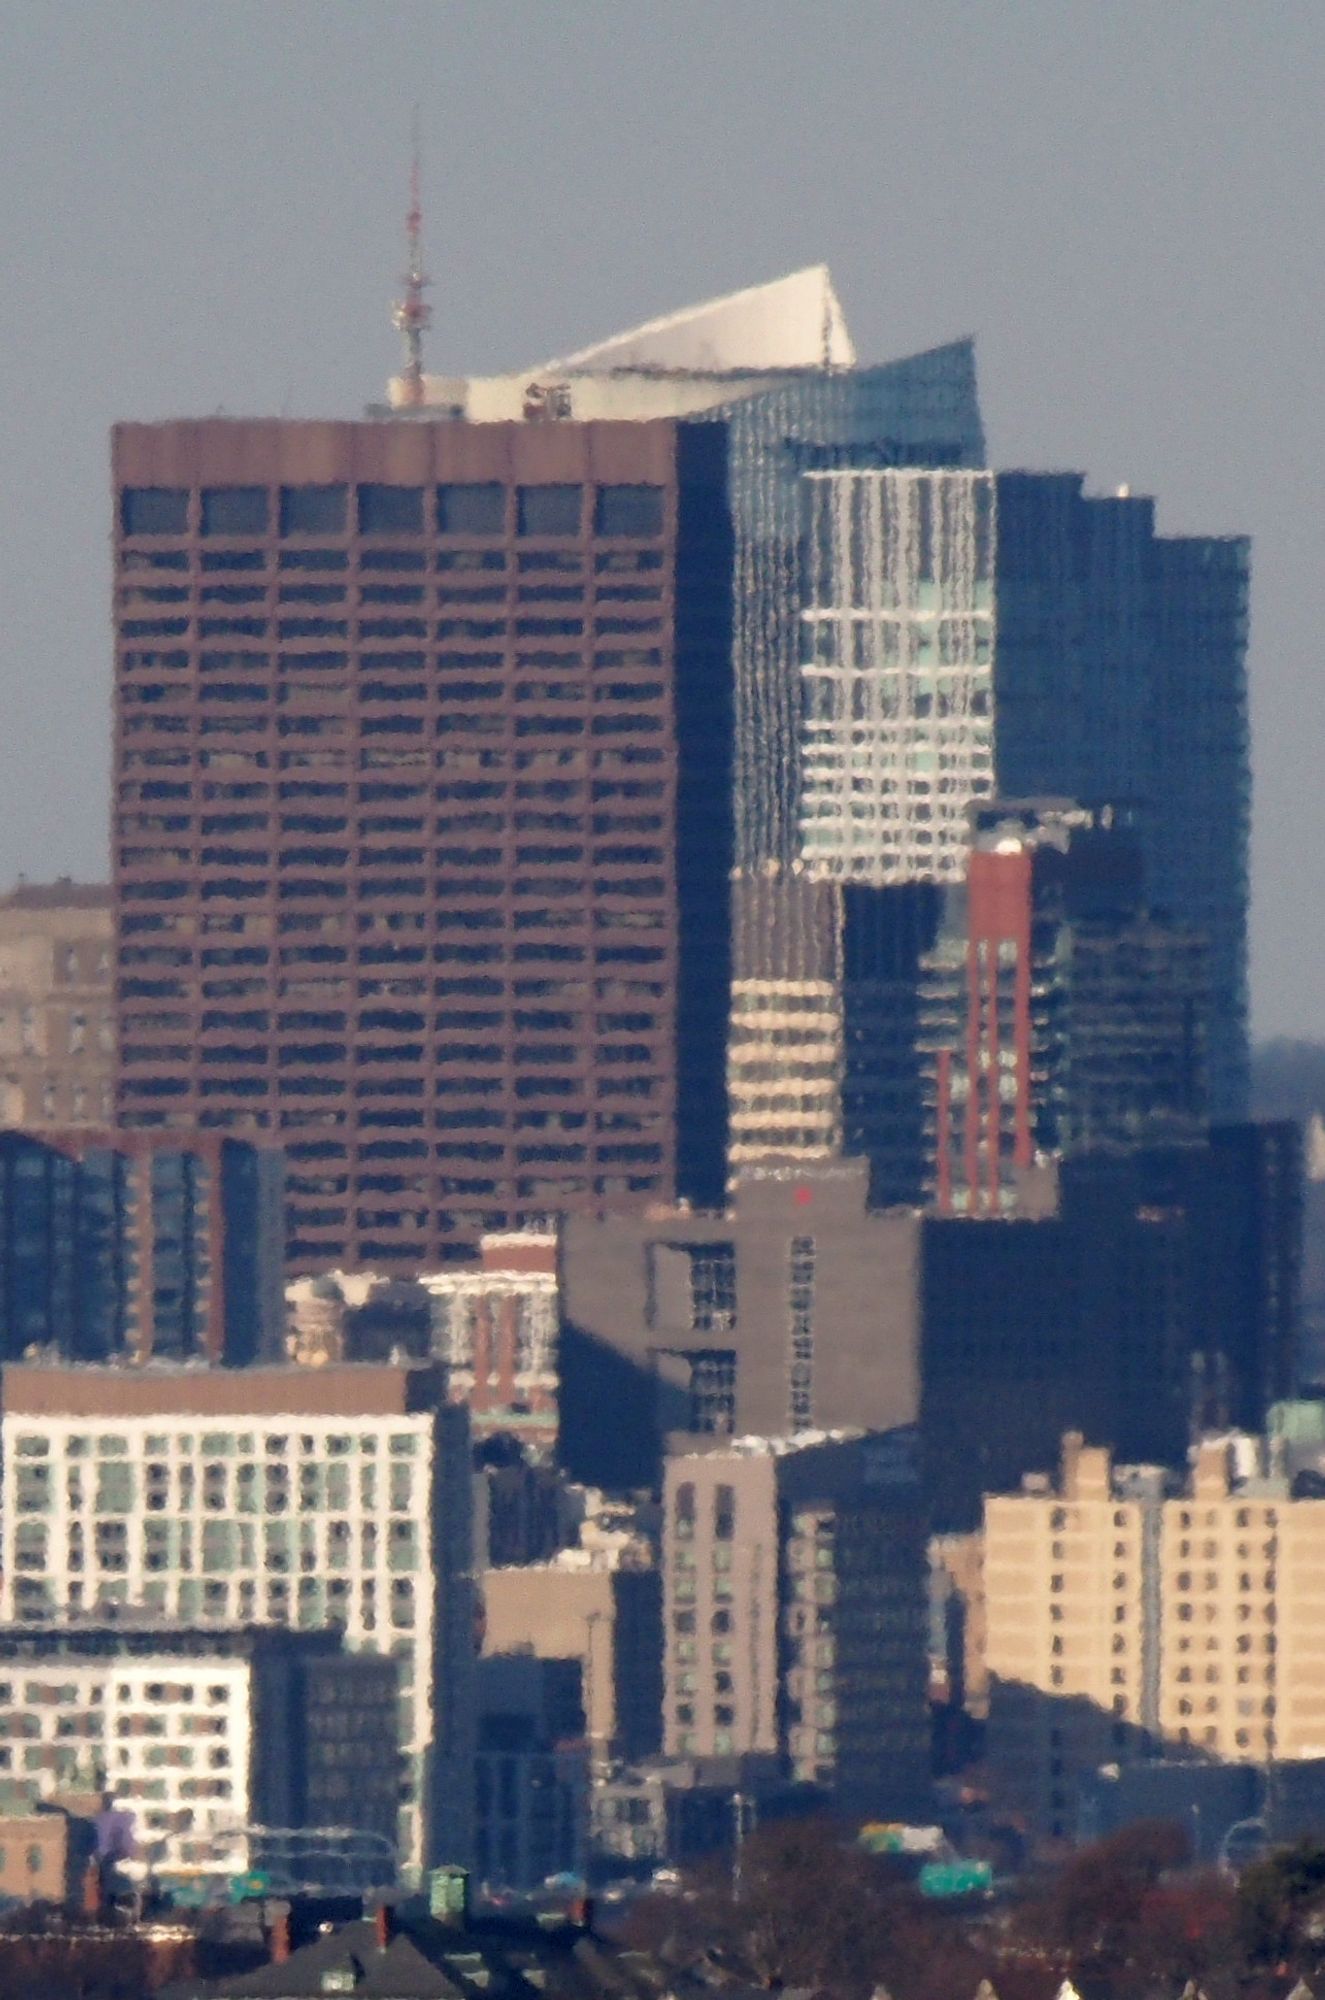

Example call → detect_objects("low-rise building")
476 1654 588 1891
0 1364 475 1877
481 1558 661 1768
0 1802 98 1903
286 1233 560 1458
422 1232 559 1458
0 1625 396 1883
985 1428 1325 1839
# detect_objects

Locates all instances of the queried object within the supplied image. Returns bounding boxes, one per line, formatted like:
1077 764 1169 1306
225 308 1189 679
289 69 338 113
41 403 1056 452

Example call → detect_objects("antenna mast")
392 112 432 407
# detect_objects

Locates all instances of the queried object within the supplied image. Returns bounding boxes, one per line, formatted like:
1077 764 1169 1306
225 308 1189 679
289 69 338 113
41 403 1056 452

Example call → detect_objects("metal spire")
392 111 432 406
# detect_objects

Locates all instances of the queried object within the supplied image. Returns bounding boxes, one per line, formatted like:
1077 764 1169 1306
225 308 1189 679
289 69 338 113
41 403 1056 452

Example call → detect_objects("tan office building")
985 1432 1325 1839
0 881 112 1128
480 1557 662 1765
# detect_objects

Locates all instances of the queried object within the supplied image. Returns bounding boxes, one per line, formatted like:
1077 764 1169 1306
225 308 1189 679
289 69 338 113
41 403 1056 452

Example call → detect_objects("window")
202 487 269 535
122 488 188 536
595 484 664 537
437 483 505 535
358 485 423 534
688 1351 736 1436
788 1235 816 1431
518 485 581 537
688 1245 736 1332
280 484 348 534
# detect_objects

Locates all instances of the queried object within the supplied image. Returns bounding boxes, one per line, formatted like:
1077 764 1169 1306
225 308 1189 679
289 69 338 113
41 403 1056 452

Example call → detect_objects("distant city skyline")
0 1 1321 1038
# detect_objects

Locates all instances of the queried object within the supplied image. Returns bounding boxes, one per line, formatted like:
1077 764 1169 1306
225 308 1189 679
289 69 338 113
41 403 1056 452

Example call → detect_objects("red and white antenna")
392 111 432 406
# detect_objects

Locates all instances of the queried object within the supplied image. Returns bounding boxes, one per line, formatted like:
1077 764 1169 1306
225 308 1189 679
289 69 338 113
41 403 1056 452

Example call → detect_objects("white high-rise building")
0 1363 475 1878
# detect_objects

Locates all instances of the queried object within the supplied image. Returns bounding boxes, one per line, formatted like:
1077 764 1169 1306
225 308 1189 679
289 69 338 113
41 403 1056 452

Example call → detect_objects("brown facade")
1 1359 447 1418
480 1562 663 1764
112 418 732 1273
0 1810 95 1903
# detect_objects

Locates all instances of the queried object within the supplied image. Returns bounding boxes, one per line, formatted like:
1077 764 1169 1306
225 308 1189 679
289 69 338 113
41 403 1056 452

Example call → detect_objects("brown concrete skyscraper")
113 418 732 1270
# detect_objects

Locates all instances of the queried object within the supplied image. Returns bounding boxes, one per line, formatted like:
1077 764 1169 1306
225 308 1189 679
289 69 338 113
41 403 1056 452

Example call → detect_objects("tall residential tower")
800 469 1250 1118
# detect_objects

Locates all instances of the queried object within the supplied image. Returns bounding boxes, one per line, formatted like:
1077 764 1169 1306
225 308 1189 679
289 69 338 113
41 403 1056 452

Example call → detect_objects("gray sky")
1 0 1321 1039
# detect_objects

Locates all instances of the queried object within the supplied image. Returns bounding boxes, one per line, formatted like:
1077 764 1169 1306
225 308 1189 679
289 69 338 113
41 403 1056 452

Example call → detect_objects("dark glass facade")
919 802 1209 1215
0 1130 281 1363
992 475 1250 1118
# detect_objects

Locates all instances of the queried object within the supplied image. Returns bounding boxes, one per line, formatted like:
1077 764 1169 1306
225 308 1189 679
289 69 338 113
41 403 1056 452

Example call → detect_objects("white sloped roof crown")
541 264 856 374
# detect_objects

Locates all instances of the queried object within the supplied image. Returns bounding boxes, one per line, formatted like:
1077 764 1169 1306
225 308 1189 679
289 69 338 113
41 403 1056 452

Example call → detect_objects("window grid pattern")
111 428 729 1270
0 1413 458 1875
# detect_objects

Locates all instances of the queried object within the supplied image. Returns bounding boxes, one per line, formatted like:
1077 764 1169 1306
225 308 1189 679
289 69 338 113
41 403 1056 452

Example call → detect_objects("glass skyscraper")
801 468 1250 1120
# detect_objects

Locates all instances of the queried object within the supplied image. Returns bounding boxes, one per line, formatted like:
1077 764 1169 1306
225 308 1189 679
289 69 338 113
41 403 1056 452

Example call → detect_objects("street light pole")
732 1790 757 1902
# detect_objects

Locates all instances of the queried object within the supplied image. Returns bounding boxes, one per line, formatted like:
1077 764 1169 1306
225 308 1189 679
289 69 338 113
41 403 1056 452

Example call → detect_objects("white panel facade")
799 470 996 884
0 1408 469 1878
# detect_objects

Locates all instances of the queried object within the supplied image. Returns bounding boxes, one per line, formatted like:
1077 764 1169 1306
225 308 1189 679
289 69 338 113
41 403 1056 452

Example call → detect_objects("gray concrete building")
662 1429 930 1819
561 1150 1296 1530
560 1161 919 1492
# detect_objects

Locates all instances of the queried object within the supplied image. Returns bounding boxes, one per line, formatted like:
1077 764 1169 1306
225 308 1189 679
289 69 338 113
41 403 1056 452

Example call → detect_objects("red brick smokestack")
82 1857 103 1920
270 1912 292 1964
375 1901 393 1950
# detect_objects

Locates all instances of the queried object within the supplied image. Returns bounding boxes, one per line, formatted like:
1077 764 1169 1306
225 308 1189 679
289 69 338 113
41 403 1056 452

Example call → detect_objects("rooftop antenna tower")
392 111 432 407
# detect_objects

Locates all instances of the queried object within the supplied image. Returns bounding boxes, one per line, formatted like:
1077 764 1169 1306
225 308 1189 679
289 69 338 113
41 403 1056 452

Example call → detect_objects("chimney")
82 1856 102 1920
569 1892 595 1932
429 1865 471 1927
375 1900 393 1950
270 1911 292 1964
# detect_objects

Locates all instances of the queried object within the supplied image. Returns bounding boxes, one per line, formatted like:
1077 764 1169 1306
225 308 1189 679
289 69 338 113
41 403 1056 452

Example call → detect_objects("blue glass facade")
702 341 987 872
992 474 1250 1117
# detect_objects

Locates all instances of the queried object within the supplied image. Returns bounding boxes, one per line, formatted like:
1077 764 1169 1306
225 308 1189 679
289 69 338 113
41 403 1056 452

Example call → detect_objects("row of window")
121 579 663 606
123 483 666 540
121 622 665 647
123 547 664 577
121 746 670 774
12 1429 418 1457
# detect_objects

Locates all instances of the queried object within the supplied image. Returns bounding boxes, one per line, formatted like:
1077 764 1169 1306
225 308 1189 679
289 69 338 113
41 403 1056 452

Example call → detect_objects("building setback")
112 417 732 1271
0 1363 474 1878
561 1148 1295 1529
559 1163 921 1492
0 1128 284 1365
390 267 987 876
